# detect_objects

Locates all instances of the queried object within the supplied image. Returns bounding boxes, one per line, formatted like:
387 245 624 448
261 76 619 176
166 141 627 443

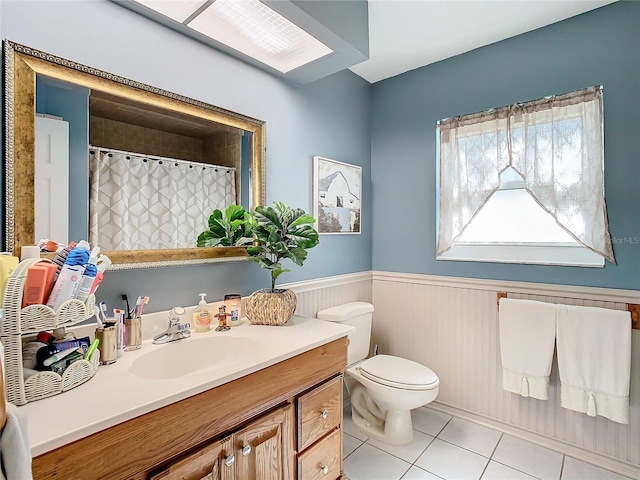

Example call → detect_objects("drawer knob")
320 409 329 419
241 444 252 456
320 464 329 475
224 454 235 467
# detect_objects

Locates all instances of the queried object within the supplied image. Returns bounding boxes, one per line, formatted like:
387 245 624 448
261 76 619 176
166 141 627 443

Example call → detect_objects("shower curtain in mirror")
89 148 236 251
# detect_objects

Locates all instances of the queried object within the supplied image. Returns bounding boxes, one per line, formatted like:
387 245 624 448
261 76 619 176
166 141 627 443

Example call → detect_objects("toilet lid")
359 355 439 390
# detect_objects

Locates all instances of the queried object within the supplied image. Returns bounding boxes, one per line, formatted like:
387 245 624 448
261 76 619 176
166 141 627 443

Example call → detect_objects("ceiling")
349 0 618 84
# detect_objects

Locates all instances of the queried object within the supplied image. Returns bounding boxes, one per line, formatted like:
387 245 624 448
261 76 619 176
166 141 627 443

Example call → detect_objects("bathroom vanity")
19 316 352 479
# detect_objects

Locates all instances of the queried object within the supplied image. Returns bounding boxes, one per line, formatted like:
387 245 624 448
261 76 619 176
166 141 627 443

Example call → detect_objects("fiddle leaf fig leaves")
198 201 319 289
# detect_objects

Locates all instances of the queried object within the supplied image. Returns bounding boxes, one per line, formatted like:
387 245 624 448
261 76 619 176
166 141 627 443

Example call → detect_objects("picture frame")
313 156 362 234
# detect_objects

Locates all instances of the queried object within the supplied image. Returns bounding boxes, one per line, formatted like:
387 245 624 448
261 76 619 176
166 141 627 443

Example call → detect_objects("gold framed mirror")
3 40 266 269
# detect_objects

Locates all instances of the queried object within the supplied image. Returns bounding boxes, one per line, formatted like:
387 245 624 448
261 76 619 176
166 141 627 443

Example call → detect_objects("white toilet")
317 302 439 446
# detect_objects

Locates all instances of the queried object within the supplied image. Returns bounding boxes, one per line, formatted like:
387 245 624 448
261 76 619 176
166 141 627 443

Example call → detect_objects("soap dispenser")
193 293 211 333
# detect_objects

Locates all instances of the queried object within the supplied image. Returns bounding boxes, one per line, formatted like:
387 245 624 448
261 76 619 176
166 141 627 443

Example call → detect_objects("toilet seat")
358 355 439 391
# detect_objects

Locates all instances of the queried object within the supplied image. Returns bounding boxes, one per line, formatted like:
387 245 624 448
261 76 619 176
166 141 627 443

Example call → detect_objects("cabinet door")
150 435 234 480
234 404 294 480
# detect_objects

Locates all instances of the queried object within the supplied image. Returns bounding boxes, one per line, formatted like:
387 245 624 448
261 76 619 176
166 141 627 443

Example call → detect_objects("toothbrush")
99 301 108 325
94 306 104 328
114 308 125 355
122 294 132 319
134 296 149 318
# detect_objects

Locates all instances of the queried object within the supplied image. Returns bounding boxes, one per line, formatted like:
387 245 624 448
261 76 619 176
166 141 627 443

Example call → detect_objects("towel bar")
0 354 6 430
496 292 639 330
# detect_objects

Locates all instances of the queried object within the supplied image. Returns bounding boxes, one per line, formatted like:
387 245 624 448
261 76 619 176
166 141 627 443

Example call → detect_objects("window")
436 86 614 267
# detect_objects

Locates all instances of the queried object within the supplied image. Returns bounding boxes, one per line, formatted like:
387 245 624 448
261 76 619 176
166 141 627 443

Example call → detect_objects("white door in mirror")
35 115 69 245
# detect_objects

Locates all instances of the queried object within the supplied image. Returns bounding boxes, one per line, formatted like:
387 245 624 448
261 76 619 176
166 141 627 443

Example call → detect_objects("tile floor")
342 405 632 480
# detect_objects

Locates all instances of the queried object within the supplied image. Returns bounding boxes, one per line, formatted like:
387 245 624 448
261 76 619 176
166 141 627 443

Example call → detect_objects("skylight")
133 0 333 73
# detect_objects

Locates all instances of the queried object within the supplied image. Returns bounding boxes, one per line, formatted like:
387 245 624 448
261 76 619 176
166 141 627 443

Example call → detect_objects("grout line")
488 432 503 459
342 438 366 461
489 459 543 479
434 437 492 459
478 458 491 480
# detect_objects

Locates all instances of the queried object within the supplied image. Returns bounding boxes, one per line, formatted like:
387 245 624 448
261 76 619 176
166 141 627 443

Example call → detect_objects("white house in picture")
319 171 360 210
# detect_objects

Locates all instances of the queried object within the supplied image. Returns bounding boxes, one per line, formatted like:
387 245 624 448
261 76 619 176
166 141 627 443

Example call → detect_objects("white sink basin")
129 336 259 380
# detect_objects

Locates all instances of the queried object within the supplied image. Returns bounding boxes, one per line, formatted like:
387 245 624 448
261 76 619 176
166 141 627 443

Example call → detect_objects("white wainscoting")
282 272 373 319
372 271 640 478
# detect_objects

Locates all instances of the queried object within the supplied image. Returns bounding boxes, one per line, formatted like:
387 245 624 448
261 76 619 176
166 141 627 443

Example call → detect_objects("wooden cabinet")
149 435 234 480
234 404 294 480
31 337 348 480
150 404 294 480
297 429 342 480
296 376 343 480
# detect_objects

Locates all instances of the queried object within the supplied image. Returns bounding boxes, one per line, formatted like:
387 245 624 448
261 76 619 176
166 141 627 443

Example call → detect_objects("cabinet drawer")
297 428 341 480
297 376 342 451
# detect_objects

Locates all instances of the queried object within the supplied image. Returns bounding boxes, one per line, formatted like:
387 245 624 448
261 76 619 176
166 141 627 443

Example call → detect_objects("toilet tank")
316 302 374 366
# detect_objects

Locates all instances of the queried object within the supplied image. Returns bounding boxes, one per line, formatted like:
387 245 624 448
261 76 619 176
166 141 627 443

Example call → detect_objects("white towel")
0 403 32 480
556 304 631 424
499 298 557 400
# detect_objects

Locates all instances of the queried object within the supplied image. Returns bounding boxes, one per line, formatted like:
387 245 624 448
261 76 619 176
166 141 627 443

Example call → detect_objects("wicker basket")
245 288 297 326
1 258 99 406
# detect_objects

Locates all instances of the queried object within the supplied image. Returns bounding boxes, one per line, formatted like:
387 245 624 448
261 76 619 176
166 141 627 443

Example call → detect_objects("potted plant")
197 204 254 247
244 202 319 325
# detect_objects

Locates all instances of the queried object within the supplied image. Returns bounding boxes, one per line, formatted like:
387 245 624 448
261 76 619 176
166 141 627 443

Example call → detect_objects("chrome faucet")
153 307 191 344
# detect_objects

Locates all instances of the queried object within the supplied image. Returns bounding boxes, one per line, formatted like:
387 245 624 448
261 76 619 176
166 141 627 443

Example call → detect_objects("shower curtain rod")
89 145 235 172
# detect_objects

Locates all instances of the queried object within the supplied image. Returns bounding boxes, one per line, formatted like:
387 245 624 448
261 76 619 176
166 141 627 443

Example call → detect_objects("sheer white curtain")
437 86 614 263
89 148 236 250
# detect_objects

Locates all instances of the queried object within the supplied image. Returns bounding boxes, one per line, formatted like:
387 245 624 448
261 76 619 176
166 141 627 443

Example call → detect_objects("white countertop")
17 315 353 457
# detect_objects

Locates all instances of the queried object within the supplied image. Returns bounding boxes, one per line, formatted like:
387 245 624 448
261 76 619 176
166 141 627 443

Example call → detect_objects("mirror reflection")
4 40 266 267
37 78 252 251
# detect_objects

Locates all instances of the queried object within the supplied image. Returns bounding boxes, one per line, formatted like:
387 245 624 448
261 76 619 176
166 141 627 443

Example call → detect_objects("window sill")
436 243 604 267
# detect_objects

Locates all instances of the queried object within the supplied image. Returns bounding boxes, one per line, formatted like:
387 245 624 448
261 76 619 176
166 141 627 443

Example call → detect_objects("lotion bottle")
74 246 100 302
193 293 211 333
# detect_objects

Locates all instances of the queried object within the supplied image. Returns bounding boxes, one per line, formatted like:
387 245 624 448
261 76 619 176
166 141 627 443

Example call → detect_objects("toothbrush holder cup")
125 316 142 351
95 326 117 365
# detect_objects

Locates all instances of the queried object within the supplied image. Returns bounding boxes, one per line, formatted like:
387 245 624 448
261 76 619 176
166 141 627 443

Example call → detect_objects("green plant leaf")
254 206 283 230
225 204 246 222
197 231 225 247
288 247 308 266
289 214 316 228
198 205 253 249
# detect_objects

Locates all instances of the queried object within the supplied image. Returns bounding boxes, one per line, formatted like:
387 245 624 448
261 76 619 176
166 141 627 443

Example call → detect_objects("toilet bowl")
316 302 439 446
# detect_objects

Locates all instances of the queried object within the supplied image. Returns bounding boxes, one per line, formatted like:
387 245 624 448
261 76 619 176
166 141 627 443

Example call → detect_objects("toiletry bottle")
22 264 50 307
90 255 112 294
46 240 90 311
193 293 211 333
52 326 75 343
0 254 19 308
40 262 57 303
224 294 242 327
20 245 41 261
74 246 100 302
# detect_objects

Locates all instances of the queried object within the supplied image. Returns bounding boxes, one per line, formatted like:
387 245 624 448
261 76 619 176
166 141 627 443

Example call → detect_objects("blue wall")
371 1 640 290
35 77 90 242
1 0 372 312
2 0 637 316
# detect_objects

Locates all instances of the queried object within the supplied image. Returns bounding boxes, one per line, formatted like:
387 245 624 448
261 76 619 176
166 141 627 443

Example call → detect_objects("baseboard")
429 402 639 479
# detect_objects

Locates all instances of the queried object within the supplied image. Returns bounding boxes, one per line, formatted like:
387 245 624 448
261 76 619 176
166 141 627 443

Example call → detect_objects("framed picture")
313 156 362 234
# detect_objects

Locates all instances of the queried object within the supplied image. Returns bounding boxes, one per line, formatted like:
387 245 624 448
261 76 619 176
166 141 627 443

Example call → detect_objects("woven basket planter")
245 288 297 326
